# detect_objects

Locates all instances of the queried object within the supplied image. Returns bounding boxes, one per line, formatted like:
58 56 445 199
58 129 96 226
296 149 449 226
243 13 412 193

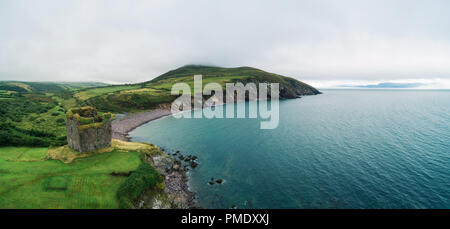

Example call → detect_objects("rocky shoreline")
110 95 317 209
111 105 197 209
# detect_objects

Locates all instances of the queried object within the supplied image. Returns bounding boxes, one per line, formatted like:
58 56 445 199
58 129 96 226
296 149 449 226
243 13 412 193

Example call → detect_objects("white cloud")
0 0 449 88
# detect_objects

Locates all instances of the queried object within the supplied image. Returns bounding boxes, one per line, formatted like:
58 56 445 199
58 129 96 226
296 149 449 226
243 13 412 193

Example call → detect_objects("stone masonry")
66 107 112 152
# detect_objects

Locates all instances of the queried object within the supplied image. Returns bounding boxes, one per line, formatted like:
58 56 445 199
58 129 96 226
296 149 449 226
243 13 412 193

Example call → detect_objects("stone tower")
66 107 113 152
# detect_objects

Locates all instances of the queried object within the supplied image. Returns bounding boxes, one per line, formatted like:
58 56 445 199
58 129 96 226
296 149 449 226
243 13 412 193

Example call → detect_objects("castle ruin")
66 107 113 152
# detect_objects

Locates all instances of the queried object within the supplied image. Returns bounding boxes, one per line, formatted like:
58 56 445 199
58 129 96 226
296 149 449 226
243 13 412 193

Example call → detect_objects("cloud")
0 0 449 88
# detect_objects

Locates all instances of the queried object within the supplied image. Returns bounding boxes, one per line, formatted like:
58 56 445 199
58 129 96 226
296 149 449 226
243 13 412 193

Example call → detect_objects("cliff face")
66 107 112 152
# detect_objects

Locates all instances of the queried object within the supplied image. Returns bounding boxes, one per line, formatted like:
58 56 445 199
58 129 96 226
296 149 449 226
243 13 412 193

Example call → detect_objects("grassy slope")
74 85 141 100
84 65 320 113
0 140 163 209
149 65 320 96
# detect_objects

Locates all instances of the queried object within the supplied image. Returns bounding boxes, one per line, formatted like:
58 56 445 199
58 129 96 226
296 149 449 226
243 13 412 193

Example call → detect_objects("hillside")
0 65 320 147
0 81 109 147
150 65 320 97
85 65 320 113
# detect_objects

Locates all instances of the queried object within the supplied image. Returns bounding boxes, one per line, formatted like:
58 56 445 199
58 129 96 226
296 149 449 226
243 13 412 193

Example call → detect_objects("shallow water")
130 89 450 209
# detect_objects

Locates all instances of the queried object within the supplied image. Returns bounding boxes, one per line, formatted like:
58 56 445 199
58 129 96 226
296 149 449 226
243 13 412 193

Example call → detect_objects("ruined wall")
66 118 81 151
66 107 112 152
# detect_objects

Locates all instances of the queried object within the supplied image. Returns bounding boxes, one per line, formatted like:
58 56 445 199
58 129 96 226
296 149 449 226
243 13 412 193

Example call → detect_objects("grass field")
75 85 141 100
0 145 142 208
6 82 32 92
148 75 249 93
86 87 175 113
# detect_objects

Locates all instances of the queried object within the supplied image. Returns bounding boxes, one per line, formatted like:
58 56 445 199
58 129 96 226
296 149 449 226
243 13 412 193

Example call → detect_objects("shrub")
0 122 66 147
116 163 163 209
56 118 65 123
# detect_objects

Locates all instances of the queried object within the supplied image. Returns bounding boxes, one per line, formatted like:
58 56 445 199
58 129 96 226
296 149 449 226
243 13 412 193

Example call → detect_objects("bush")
0 122 66 147
51 112 60 116
116 163 163 209
56 118 65 123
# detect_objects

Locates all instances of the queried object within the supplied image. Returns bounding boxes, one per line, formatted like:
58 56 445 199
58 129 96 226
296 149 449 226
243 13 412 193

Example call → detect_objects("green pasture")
75 85 141 100
0 147 141 209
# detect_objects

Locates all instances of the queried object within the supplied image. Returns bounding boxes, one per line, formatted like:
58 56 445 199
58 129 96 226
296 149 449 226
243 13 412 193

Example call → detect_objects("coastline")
112 106 172 141
112 105 197 209
110 95 318 209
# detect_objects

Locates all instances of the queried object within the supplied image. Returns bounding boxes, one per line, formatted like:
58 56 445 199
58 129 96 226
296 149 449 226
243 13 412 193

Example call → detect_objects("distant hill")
150 65 320 98
340 82 423 89
0 81 108 93
84 65 321 113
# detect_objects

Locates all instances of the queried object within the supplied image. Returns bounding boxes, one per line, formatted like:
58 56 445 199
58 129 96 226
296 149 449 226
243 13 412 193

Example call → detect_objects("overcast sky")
1 0 449 88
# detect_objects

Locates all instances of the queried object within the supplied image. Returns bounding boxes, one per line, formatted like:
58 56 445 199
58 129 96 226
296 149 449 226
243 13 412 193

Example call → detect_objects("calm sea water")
130 89 450 209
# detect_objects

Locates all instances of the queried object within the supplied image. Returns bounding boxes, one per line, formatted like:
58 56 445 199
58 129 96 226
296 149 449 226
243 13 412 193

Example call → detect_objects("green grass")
84 65 320 113
17 104 67 137
0 90 17 99
148 75 249 93
75 85 141 100
86 88 175 113
0 147 142 209
44 176 71 191
0 81 107 94
4 82 31 92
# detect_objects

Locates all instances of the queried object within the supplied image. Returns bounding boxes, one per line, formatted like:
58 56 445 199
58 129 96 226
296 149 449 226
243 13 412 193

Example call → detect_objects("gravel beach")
112 108 172 141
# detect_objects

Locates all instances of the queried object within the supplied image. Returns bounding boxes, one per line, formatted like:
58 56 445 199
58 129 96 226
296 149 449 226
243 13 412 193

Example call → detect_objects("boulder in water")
190 161 198 168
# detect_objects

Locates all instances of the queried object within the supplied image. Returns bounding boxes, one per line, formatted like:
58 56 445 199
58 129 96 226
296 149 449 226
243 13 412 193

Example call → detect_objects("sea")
130 89 450 209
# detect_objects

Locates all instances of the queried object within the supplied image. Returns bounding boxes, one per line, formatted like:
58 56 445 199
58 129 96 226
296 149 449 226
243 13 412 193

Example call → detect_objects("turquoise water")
130 89 450 209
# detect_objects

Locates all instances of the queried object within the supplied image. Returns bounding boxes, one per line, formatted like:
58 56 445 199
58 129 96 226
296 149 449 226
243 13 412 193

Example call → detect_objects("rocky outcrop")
148 154 196 208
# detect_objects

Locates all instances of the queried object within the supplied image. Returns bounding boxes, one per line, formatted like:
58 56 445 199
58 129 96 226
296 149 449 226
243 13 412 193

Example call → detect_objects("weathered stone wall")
66 118 81 151
66 107 112 153
77 120 112 152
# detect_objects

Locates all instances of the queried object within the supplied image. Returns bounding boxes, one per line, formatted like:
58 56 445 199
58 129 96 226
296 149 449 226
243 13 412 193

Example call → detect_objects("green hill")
85 65 320 113
0 65 320 147
150 65 320 97
0 81 108 93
